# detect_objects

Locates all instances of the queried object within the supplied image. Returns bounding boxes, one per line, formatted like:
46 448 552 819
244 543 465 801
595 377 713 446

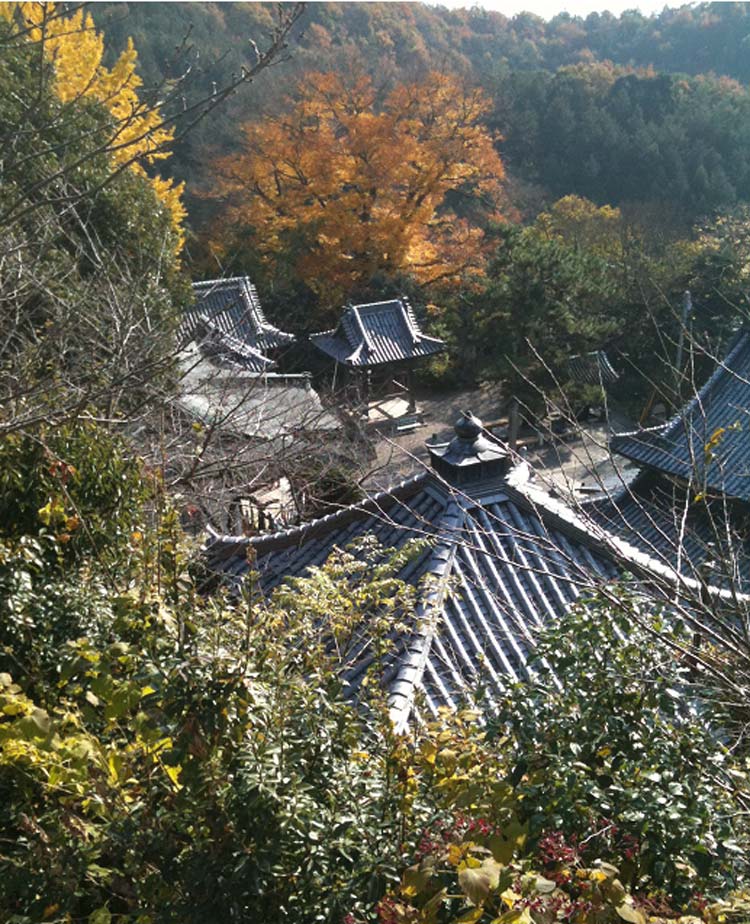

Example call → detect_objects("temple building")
179 276 336 441
587 329 750 591
207 413 688 730
177 277 340 533
310 297 445 430
185 276 296 373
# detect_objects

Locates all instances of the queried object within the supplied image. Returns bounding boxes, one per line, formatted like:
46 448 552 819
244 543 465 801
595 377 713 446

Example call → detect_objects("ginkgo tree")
0 1 186 250
210 70 506 304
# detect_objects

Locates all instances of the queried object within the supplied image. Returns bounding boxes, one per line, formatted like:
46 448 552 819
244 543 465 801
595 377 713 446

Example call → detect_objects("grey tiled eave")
185 277 295 362
584 469 750 592
567 350 619 387
610 330 750 501
206 466 622 730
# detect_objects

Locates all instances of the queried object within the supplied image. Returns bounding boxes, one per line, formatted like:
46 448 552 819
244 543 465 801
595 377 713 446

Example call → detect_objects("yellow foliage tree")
0 1 186 252
211 70 506 301
535 195 623 260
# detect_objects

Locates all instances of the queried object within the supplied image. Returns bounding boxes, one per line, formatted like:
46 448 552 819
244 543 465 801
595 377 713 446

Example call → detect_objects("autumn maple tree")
211 70 506 302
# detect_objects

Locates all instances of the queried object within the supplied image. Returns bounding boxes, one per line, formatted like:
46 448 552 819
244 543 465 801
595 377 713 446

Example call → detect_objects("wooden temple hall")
310 298 445 429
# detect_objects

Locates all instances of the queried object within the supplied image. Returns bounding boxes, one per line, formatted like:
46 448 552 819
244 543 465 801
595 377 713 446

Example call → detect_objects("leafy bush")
379 700 750 924
487 593 749 904
0 521 421 923
0 422 149 565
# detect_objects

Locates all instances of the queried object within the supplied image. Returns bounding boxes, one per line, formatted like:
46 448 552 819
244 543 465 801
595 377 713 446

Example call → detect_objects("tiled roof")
310 298 445 367
191 313 276 374
584 470 750 592
567 350 619 387
207 415 623 730
610 330 750 501
185 277 295 360
178 342 339 440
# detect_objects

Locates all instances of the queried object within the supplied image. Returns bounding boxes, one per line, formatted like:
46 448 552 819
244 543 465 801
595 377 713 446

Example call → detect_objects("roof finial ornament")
428 410 509 487
454 411 483 442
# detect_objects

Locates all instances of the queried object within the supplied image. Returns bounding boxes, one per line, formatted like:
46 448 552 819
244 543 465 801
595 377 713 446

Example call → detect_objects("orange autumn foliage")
212 70 506 301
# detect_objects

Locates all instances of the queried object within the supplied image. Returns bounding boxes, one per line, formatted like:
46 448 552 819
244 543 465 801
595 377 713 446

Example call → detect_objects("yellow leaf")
617 904 647 924
163 762 183 790
448 843 465 867
455 909 484 923
420 740 438 765
501 888 521 908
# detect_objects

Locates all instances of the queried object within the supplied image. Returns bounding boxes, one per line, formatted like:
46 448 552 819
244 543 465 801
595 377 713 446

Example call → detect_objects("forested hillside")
88 1 750 404
90 2 750 221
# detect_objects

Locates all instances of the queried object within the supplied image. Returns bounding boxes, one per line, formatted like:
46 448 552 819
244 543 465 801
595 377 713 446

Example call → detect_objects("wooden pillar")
406 367 416 412
355 368 370 417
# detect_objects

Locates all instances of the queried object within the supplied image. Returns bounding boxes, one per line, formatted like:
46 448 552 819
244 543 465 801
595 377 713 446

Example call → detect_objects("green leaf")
488 833 515 865
16 709 51 740
491 909 532 924
89 908 111 924
402 862 432 897
455 909 484 923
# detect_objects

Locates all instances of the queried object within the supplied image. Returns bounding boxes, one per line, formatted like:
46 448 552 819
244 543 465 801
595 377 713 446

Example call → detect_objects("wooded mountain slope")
89 2 750 229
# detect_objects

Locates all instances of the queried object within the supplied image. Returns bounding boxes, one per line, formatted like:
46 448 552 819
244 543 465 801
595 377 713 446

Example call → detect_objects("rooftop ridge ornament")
428 411 510 487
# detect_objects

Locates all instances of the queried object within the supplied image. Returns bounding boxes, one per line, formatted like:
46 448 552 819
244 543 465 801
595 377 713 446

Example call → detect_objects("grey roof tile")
310 298 445 367
610 330 750 500
567 350 619 387
206 457 620 729
186 277 295 362
585 470 750 591
178 342 338 439
208 412 746 728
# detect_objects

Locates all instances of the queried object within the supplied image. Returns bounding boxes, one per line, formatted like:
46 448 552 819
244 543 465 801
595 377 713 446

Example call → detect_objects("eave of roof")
188 277 296 354
610 330 750 500
582 468 750 593
205 464 625 725
205 415 750 729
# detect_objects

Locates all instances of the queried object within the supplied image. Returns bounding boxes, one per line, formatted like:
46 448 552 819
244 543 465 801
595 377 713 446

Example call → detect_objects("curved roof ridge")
517 478 750 604
400 296 422 345
609 329 750 497
205 471 432 559
664 328 750 432
193 276 249 288
615 329 749 444
388 498 465 732
347 304 374 352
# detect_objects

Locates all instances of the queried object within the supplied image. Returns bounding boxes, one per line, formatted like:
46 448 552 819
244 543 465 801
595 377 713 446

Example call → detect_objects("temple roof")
567 350 619 387
178 342 339 440
310 298 445 368
584 469 750 592
610 330 750 501
208 409 750 727
207 414 627 729
184 278 295 372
